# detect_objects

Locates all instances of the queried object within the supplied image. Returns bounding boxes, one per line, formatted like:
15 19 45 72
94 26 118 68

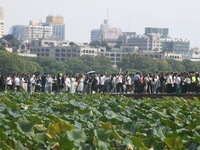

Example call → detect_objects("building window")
61 49 65 53
105 53 109 56
111 58 115 61
41 49 44 52
46 49 49 52
67 54 71 57
41 53 44 56
55 53 60 57
111 54 115 57
37 49 40 52
72 54 76 57
116 58 120 61
61 58 65 61
116 54 121 57
55 58 59 61
61 54 65 57
45 53 49 57
37 53 40 56
56 49 60 52
67 49 71 52
72 49 77 53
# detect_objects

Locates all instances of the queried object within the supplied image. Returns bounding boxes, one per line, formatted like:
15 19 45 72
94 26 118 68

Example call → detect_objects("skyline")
1 0 200 47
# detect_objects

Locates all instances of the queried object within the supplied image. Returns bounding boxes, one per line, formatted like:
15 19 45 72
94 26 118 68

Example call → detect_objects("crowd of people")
0 71 200 95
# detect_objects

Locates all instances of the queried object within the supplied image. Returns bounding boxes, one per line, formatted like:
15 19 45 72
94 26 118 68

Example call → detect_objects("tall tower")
0 6 4 38
46 15 65 41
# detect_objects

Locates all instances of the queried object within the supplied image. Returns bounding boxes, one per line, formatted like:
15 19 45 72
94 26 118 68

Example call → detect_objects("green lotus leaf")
164 136 183 149
66 129 87 145
16 119 35 137
129 136 148 150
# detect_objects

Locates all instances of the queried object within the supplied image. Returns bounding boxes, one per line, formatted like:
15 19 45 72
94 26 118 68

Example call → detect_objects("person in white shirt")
46 74 53 94
116 74 124 93
174 74 181 93
99 74 106 93
30 75 36 95
6 75 13 90
14 74 21 91
65 75 71 92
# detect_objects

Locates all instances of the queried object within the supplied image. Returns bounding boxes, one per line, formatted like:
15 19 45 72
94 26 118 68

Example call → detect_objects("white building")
161 38 190 59
0 6 4 38
90 19 122 42
189 47 200 61
25 21 52 41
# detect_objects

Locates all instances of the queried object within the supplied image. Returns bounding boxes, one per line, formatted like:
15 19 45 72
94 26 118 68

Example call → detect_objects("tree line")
1 49 200 76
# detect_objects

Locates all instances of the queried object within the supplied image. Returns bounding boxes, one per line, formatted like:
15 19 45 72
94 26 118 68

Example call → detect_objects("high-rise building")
90 19 122 42
0 6 4 38
11 25 27 41
46 16 65 41
148 34 162 51
127 35 149 51
90 29 101 42
161 38 190 59
145 27 169 38
25 21 52 40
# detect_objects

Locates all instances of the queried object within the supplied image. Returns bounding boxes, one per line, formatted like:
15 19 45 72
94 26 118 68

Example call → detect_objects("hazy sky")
1 0 200 47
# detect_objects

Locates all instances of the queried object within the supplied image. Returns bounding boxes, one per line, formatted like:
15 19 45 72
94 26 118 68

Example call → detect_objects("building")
90 29 101 42
148 34 162 51
25 21 53 41
0 6 4 38
90 19 122 42
189 47 200 61
127 35 149 51
30 39 102 62
11 15 65 42
138 50 182 61
117 32 136 44
100 19 122 41
161 38 190 59
11 25 26 41
145 27 169 38
46 16 65 41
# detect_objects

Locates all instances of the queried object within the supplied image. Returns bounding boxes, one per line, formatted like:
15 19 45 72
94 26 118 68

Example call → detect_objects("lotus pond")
0 92 200 150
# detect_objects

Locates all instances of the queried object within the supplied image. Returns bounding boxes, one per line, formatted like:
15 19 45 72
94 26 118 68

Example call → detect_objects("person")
99 74 106 93
14 74 21 91
160 73 167 94
0 75 5 91
70 75 76 93
77 74 84 93
6 75 13 90
56 73 65 93
134 72 140 93
41 73 46 92
116 74 124 93
45 74 53 94
30 75 36 95
64 75 71 92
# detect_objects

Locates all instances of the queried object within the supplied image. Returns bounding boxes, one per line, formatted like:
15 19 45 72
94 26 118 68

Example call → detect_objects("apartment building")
30 39 102 62
11 25 27 41
0 6 4 38
145 27 169 38
91 19 122 42
46 16 65 41
161 38 190 59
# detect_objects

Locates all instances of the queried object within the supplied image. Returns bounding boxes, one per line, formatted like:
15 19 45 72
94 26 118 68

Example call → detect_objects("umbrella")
86 71 95 74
